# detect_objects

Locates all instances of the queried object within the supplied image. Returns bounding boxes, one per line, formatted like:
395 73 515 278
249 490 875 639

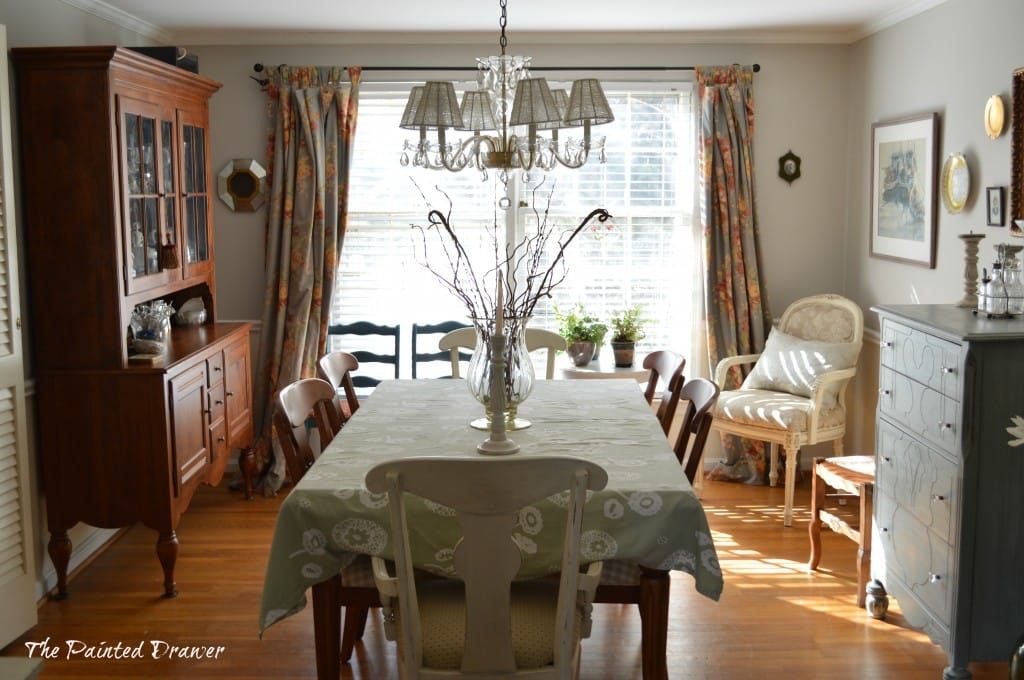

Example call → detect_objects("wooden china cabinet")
11 46 256 598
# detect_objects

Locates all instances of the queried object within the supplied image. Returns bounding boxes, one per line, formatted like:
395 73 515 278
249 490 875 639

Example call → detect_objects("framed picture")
869 113 939 268
987 186 1005 226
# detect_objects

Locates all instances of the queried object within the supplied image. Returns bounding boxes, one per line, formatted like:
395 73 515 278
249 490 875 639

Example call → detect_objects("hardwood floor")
1 477 1009 679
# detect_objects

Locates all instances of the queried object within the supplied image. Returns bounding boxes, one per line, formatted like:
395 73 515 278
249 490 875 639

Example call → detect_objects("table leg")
313 574 342 680
639 567 670 680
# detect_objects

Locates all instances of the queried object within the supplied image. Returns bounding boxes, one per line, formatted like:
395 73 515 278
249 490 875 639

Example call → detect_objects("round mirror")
217 158 267 212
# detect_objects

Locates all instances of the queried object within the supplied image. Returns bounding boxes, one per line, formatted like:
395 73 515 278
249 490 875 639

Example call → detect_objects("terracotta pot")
611 340 636 367
567 341 596 367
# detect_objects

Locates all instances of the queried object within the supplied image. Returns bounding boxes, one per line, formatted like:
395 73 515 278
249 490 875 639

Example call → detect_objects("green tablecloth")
260 379 723 634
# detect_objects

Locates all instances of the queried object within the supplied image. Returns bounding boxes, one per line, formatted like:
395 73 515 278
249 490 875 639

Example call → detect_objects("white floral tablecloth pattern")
260 379 723 634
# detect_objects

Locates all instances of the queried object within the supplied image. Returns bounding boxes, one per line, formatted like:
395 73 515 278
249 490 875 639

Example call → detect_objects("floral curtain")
250 65 361 493
696 65 773 484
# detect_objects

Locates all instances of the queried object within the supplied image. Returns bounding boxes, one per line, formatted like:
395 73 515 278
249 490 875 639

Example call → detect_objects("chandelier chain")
498 0 508 55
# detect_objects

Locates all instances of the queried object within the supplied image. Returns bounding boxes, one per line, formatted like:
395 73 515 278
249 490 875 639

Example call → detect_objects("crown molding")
57 0 174 43
851 0 948 42
176 27 863 48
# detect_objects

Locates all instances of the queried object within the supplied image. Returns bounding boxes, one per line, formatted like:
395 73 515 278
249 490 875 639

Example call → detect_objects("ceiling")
77 0 947 45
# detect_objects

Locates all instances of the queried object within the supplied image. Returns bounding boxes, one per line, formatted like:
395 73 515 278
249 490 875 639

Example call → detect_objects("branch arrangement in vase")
411 181 612 326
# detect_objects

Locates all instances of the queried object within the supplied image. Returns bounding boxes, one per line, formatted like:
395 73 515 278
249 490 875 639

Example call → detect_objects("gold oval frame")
217 158 267 212
940 152 970 214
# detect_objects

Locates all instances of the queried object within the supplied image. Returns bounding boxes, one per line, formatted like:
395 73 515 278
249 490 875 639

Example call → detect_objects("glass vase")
466 316 535 430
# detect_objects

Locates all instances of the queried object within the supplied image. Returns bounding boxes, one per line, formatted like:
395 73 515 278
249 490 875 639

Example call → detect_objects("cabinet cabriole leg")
239 447 258 501
157 531 179 598
48 531 72 600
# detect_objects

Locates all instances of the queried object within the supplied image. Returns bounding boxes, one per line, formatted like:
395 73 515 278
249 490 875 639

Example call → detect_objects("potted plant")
609 304 646 367
555 303 608 367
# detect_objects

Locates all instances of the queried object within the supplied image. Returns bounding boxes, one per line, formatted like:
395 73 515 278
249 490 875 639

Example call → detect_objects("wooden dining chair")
412 320 470 378
593 377 719 680
273 377 381 663
317 350 361 421
273 378 343 484
366 456 607 679
672 378 721 483
326 321 401 396
642 350 686 435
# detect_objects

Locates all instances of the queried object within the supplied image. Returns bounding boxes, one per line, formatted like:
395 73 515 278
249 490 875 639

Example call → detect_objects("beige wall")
195 41 851 323
844 0 1024 324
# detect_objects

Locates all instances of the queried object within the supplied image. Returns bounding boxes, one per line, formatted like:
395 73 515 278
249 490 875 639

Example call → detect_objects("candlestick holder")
957 233 985 308
477 331 520 455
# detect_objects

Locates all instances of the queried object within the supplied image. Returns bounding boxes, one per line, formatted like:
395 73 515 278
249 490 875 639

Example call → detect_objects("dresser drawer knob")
880 527 889 533
215 399 223 406
878 389 891 397
931 494 946 502
226 391 235 397
929 573 942 583
941 367 955 375
881 341 893 348
880 455 891 463
939 422 953 431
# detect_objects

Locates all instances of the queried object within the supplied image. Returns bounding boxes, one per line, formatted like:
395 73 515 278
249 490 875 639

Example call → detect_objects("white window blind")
334 82 696 378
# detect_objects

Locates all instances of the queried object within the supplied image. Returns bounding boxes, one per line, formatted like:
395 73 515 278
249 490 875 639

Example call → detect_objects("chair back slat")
413 321 470 378
327 322 400 391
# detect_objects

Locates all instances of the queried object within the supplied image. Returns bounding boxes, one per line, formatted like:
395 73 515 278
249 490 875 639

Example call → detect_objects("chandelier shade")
457 91 498 133
411 81 463 130
564 79 614 126
398 0 614 178
508 77 562 128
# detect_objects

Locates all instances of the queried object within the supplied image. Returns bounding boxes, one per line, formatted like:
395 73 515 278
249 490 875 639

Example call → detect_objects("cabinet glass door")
179 109 214 280
120 96 179 295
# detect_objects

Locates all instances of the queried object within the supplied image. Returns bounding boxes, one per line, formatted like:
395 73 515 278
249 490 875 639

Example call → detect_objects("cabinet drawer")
875 492 954 626
879 320 961 399
207 383 225 425
875 419 956 543
207 352 225 387
878 366 959 454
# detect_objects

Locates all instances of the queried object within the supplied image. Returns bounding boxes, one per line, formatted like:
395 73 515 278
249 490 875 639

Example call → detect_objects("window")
334 80 696 379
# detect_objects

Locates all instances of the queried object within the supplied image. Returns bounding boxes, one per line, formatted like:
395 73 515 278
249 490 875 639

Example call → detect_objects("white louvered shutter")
0 24 37 648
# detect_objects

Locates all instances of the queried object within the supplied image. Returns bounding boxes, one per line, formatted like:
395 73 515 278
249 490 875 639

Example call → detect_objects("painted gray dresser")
871 304 1024 679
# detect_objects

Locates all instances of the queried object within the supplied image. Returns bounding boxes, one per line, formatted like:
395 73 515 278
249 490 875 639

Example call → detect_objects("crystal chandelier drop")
399 0 614 180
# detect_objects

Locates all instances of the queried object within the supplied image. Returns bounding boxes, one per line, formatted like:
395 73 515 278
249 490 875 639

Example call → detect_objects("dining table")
259 378 723 679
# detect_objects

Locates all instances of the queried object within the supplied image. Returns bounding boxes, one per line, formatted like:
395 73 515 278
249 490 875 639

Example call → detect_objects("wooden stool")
808 455 875 607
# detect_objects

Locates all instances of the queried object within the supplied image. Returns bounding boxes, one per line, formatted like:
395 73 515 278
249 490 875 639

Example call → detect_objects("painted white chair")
525 328 568 380
438 327 567 380
366 456 606 679
711 293 864 527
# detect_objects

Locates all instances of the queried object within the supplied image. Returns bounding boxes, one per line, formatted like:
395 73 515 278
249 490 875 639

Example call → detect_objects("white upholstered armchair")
711 294 864 527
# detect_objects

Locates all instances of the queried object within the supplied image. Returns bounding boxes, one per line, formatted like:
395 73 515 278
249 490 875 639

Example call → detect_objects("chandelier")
399 0 614 180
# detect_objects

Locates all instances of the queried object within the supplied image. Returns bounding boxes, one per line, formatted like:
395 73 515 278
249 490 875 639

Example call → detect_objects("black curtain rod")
251 62 759 85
